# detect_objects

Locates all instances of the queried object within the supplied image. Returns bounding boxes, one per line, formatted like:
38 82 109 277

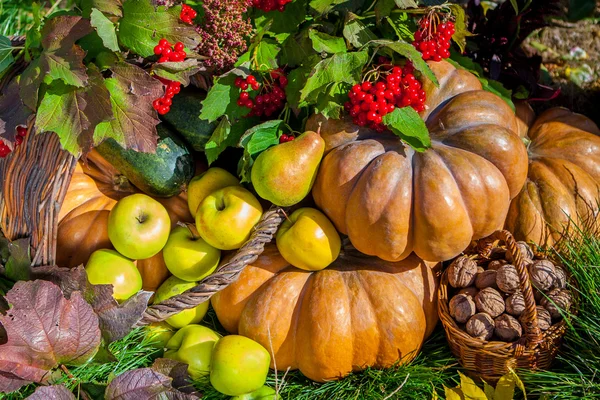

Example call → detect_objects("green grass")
0 0 76 37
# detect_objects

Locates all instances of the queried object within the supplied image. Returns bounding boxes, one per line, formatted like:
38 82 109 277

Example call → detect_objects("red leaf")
105 368 199 400
26 385 76 400
0 79 32 149
0 281 101 392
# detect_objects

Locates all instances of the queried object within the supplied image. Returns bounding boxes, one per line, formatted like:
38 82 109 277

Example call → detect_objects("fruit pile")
252 0 293 12
344 63 426 131
412 18 455 61
152 39 187 115
447 242 572 342
0 126 28 158
235 69 289 118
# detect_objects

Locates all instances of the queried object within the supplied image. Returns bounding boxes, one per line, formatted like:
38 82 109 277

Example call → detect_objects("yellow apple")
163 225 221 282
276 207 341 271
108 193 171 260
164 324 221 380
145 322 176 351
154 276 209 328
85 249 143 301
195 186 263 250
187 168 240 217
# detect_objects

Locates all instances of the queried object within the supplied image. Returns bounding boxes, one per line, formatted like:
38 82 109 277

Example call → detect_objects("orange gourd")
211 244 439 382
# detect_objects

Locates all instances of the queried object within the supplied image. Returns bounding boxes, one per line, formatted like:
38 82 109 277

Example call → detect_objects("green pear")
251 131 325 207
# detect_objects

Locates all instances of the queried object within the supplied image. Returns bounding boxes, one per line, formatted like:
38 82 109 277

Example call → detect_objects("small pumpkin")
57 150 194 291
309 61 528 262
211 243 439 382
505 107 600 246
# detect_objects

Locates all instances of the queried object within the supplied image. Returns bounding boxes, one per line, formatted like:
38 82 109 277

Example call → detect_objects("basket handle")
477 230 543 348
136 206 286 327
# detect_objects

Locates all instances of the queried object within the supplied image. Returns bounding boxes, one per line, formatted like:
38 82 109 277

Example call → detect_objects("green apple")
154 276 209 328
85 249 142 301
195 186 263 250
188 168 240 217
108 193 171 260
276 207 341 271
145 322 175 351
164 324 221 380
163 225 221 282
210 335 271 396
231 386 280 400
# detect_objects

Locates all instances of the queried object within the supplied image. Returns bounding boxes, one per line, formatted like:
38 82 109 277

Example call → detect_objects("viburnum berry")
279 133 295 143
180 4 197 24
16 126 27 137
344 61 426 132
412 17 455 61
0 141 11 158
252 0 292 12
154 39 187 63
234 70 288 118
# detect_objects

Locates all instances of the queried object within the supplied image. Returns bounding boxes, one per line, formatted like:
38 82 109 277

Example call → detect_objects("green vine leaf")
117 0 201 58
279 29 314 67
253 39 281 71
200 69 252 123
81 0 123 18
382 106 431 152
152 59 203 85
393 0 418 8
315 82 349 119
309 30 346 54
254 0 308 34
0 36 14 76
343 14 378 48
369 39 438 86
238 120 284 183
204 116 258 165
90 8 120 52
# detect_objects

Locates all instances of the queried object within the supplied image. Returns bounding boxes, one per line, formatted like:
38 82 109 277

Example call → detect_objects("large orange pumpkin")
308 61 529 262
57 150 194 291
505 108 600 246
211 244 439 382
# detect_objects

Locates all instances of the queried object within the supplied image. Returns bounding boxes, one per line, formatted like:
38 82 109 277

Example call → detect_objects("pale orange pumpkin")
309 61 529 262
57 150 194 291
505 108 600 246
211 243 439 382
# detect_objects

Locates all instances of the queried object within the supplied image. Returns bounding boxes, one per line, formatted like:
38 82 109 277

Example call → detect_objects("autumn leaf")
0 79 32 149
26 385 76 400
152 59 204 86
151 358 198 395
105 368 200 400
0 280 101 393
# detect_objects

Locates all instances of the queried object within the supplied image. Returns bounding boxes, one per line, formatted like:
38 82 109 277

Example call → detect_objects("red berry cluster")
235 69 288 118
279 133 294 143
412 19 455 61
0 126 27 158
344 63 426 132
154 39 187 63
153 79 181 115
252 0 292 12
180 4 197 24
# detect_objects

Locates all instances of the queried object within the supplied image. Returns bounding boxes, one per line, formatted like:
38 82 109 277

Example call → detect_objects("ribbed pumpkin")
505 108 600 246
308 60 529 262
211 244 439 382
57 150 194 291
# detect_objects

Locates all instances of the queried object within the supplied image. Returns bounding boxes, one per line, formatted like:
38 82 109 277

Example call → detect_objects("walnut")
541 288 572 319
449 294 476 323
533 287 544 303
489 247 507 260
495 314 523 342
521 306 552 331
506 241 534 263
448 256 478 288
496 264 520 294
529 260 557 291
505 292 526 317
488 259 508 271
466 313 494 341
475 270 498 289
458 287 479 299
475 287 505 318
553 265 567 289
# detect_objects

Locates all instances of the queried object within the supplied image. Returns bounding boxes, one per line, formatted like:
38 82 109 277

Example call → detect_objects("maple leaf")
0 79 32 149
32 265 152 343
19 16 92 111
26 385 76 400
105 368 199 400
0 280 101 393
35 65 114 156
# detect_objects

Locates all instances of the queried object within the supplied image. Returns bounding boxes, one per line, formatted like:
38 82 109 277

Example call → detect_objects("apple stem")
179 221 201 240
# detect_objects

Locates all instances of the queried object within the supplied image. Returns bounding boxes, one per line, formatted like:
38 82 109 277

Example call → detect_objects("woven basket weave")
0 52 286 326
438 230 570 383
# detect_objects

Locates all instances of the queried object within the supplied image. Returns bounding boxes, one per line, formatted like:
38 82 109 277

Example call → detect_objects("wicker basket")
0 50 286 327
438 230 570 383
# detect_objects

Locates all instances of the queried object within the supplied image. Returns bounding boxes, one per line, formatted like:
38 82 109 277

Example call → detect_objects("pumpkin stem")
178 221 201 240
112 174 135 193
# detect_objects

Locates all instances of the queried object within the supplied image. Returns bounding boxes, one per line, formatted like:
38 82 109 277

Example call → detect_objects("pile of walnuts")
447 241 572 342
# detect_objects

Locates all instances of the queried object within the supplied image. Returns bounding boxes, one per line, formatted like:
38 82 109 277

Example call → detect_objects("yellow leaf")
494 374 515 400
509 370 527 399
483 381 495 400
459 372 488 400
445 386 465 400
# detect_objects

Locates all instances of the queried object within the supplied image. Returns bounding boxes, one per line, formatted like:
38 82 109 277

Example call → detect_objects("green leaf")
239 120 283 154
394 0 418 8
385 13 414 42
0 36 14 76
300 51 368 102
0 79 32 147
315 82 349 119
279 29 314 67
448 4 473 53
568 0 596 21
375 0 396 22
483 381 495 400
480 78 515 111
199 71 251 123
508 0 519 15
343 15 378 48
382 107 431 152
448 50 484 76
254 0 308 34
309 30 346 54
309 0 345 14
4 238 31 282
81 0 123 17
204 116 258 165
253 39 281 71
90 8 120 52
369 39 438 86
152 59 202 85
285 60 317 110
117 0 200 57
